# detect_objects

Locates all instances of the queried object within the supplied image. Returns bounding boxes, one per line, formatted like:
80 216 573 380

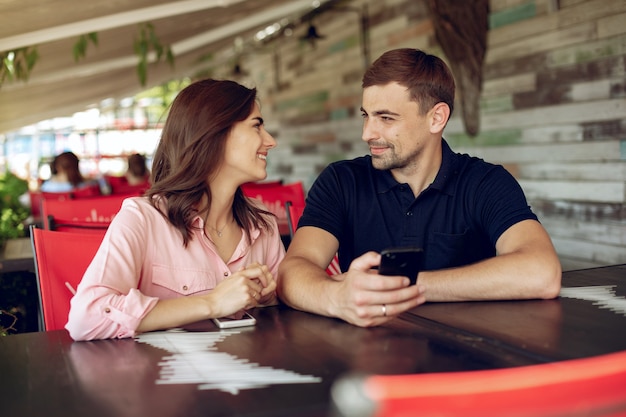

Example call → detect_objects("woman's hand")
203 263 277 317
242 263 278 306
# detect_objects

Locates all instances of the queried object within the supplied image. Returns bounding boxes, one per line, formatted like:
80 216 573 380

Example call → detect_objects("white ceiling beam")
172 0 323 54
0 0 246 51
2 0 327 90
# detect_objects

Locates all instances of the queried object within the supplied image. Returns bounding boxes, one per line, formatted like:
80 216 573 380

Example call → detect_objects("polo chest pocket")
152 264 219 296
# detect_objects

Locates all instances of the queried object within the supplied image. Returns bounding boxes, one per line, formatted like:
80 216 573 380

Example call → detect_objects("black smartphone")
212 312 257 329
379 246 423 285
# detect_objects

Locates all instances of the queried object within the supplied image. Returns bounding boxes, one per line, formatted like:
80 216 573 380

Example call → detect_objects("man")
277 48 561 327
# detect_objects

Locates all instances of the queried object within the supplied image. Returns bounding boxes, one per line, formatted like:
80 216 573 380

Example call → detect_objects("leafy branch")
0 309 18 336
134 23 175 86
0 47 39 85
73 32 98 61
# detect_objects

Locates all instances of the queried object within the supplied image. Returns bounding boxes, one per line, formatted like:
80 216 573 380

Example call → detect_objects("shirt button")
406 212 413 216
182 285 188 291
224 272 229 277
104 308 111 313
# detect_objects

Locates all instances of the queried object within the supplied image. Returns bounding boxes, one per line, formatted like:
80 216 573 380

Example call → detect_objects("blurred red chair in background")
30 226 105 331
242 181 305 236
104 175 149 196
42 193 132 232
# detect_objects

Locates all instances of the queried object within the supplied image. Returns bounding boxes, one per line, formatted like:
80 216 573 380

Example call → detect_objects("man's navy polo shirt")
299 139 538 272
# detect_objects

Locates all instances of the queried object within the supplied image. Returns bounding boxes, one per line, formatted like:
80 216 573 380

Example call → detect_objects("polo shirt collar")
373 138 457 196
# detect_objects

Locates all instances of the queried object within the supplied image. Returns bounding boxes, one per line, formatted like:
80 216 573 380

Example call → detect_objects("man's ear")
429 102 450 134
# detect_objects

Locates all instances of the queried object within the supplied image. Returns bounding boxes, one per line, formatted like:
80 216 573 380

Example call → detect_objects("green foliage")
0 171 30 245
73 32 99 62
134 23 175 86
0 47 39 85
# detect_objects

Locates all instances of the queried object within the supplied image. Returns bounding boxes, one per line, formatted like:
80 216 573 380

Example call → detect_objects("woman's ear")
429 102 450 134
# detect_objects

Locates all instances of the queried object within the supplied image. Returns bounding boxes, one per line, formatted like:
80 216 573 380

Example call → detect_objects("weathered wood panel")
520 179 625 203
233 0 626 267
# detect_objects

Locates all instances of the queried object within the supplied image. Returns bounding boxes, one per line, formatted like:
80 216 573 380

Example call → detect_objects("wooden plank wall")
450 0 626 270
213 0 626 270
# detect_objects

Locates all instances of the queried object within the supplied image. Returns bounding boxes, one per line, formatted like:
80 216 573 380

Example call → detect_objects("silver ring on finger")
382 304 387 317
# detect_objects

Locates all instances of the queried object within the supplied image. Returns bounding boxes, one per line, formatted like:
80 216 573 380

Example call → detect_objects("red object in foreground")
333 350 626 417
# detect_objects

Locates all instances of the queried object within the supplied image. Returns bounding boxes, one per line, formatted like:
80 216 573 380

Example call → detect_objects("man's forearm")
277 256 340 317
419 249 561 302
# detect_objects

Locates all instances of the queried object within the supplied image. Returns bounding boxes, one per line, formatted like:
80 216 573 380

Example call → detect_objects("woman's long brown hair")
146 79 274 246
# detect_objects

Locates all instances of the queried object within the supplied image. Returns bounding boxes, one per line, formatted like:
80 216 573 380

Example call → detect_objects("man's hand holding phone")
379 246 423 285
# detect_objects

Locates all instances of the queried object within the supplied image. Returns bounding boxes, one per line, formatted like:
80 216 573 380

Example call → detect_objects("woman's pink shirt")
66 196 285 341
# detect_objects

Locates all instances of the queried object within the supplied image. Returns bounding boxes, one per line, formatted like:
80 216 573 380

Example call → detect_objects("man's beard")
371 143 421 172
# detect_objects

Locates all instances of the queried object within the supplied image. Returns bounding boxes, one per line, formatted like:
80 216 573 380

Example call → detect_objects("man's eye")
360 113 368 119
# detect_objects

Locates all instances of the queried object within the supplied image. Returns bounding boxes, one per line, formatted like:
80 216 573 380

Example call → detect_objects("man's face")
361 82 430 173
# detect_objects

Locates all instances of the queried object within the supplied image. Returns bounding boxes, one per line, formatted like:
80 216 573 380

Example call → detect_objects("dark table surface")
1 264 625 417
406 264 626 362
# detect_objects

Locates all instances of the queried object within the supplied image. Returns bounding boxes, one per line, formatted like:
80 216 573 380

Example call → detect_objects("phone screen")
212 312 257 329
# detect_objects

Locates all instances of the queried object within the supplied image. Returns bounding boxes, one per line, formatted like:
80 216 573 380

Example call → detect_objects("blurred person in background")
125 153 151 186
40 151 100 194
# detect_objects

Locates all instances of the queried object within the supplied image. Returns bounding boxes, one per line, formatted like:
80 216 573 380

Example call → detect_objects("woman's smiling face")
220 102 277 184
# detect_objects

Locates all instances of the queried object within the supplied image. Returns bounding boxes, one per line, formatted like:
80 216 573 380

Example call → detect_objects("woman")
125 153 150 186
40 151 98 193
66 79 284 341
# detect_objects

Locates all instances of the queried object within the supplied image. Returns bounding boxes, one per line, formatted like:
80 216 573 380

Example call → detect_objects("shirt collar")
373 138 457 196
193 215 261 242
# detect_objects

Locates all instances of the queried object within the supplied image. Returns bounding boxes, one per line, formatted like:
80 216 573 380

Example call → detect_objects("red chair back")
30 226 105 331
71 183 102 198
42 194 131 231
285 201 341 276
28 191 44 219
39 182 102 201
105 175 149 195
242 181 305 235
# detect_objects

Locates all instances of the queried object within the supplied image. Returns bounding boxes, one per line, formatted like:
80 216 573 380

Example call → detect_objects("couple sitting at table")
66 49 561 341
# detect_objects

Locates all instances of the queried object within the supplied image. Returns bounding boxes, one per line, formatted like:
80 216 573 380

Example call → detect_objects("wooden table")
406 264 626 362
1 265 625 417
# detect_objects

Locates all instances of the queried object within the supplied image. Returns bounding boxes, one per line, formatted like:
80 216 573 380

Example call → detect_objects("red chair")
240 180 283 191
39 182 102 201
242 181 305 236
42 193 131 231
41 191 74 201
30 226 106 331
28 191 44 220
104 175 149 196
71 183 102 198
285 201 341 276
332 350 626 417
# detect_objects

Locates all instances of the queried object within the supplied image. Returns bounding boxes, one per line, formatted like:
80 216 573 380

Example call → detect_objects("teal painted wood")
489 2 536 29
547 34 626 67
446 129 523 147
